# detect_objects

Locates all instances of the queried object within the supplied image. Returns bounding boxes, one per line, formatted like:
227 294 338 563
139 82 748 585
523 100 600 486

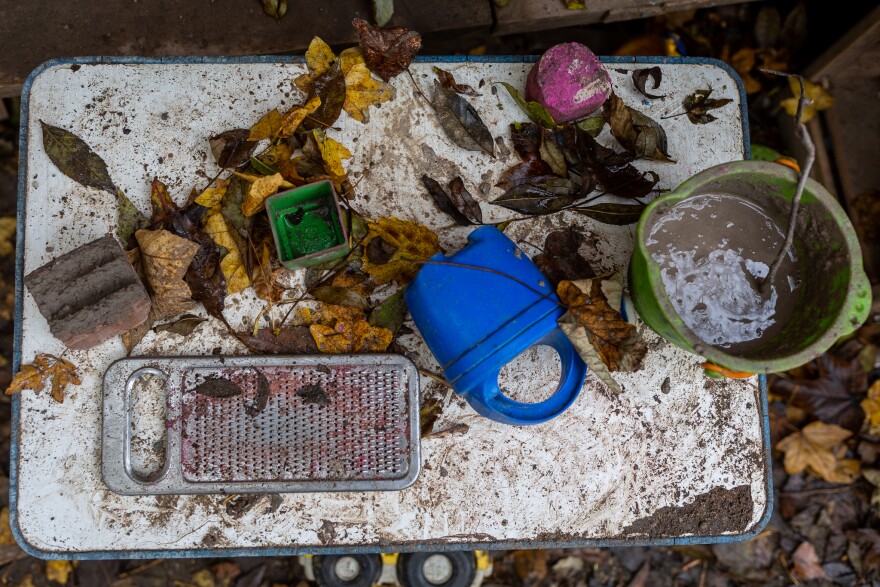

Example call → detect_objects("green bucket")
629 160 872 374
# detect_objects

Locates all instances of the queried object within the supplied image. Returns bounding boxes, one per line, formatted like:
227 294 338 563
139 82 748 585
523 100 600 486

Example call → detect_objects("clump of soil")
622 485 754 537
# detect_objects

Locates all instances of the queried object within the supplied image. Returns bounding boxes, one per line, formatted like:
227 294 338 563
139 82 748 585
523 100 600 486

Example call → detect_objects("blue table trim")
11 55 765 559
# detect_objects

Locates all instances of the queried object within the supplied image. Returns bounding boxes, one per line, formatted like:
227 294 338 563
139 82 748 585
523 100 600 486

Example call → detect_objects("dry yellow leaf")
0 217 15 257
5 353 81 404
782 77 834 123
278 96 322 138
362 217 440 284
317 303 367 325
862 380 880 435
249 108 283 141
191 568 216 587
309 321 392 353
46 560 74 585
239 172 291 217
0 272 14 322
339 47 395 123
135 228 200 320
203 209 250 294
194 178 230 208
777 421 860 484
314 131 352 177
294 36 337 92
730 48 761 95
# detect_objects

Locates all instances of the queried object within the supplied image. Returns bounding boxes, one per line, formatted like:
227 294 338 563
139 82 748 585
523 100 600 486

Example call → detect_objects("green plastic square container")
265 180 350 270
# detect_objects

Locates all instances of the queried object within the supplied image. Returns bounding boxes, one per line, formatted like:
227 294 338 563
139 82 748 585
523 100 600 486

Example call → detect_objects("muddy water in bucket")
646 193 801 353
631 161 871 373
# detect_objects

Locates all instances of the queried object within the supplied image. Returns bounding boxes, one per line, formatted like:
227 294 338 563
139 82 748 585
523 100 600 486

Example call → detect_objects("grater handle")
123 367 171 484
475 328 587 425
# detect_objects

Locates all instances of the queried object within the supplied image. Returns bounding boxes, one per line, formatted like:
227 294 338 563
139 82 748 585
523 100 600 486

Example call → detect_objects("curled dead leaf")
352 18 422 82
135 228 200 320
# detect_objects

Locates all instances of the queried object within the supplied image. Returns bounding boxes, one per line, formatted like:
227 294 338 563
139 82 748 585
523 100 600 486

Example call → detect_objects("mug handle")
471 328 587 425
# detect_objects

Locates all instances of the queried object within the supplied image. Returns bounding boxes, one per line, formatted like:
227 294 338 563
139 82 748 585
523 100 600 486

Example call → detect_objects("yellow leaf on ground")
5 353 81 403
46 560 74 585
278 96 322 138
777 421 860 483
0 217 15 257
203 209 250 294
294 36 337 92
781 77 834 123
339 48 396 123
862 380 880 435
191 568 216 587
240 172 289 217
730 48 761 94
317 303 366 325
362 217 440 284
248 108 283 141
314 131 352 177
135 228 200 320
194 179 230 208
0 507 16 546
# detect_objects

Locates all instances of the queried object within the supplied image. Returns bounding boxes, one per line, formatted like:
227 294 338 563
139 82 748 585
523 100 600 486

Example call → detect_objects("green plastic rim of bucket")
629 160 873 374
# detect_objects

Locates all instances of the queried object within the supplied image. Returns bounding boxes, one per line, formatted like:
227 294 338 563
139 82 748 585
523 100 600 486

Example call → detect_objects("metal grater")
101 355 420 495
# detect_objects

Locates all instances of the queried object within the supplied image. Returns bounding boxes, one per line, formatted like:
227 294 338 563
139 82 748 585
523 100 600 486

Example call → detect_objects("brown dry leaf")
0 217 15 257
135 228 200 319
314 131 352 177
149 178 178 224
603 93 673 162
203 208 250 294
239 173 291 217
251 243 284 303
557 273 647 395
0 507 15 546
339 47 396 123
0 272 14 322
512 550 549 582
362 217 440 284
862 380 880 436
791 542 828 581
777 421 861 484
352 18 422 82
5 353 81 404
781 77 834 123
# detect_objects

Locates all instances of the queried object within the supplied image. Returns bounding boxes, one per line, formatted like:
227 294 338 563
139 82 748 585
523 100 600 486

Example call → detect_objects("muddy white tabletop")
13 56 770 557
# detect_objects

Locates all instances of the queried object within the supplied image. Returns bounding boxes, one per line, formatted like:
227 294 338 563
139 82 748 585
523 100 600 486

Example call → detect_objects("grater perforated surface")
180 365 411 483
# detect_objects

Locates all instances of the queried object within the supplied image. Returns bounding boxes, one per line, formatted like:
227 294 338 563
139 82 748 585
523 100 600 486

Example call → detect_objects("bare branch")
758 69 816 294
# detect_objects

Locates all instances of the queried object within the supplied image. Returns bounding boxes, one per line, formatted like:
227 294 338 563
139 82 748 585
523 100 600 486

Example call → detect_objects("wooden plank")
805 4 880 80
494 0 761 36
0 0 492 97
804 5 880 282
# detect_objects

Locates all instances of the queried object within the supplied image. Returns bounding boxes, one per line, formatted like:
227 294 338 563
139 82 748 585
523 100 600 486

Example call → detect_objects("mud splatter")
621 485 753 537
193 376 241 398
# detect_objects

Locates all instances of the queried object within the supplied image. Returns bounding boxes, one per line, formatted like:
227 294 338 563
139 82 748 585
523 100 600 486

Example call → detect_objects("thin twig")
117 559 163 580
418 368 453 389
758 69 816 295
406 68 433 107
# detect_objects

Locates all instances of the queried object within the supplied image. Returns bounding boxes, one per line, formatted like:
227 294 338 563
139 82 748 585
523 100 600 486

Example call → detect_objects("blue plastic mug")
405 226 587 425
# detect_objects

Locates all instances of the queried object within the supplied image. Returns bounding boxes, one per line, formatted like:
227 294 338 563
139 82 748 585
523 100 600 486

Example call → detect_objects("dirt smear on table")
620 485 753 537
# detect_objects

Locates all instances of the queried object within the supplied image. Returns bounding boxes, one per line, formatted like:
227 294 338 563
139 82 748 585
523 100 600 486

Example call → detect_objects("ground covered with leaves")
0 1 878 586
